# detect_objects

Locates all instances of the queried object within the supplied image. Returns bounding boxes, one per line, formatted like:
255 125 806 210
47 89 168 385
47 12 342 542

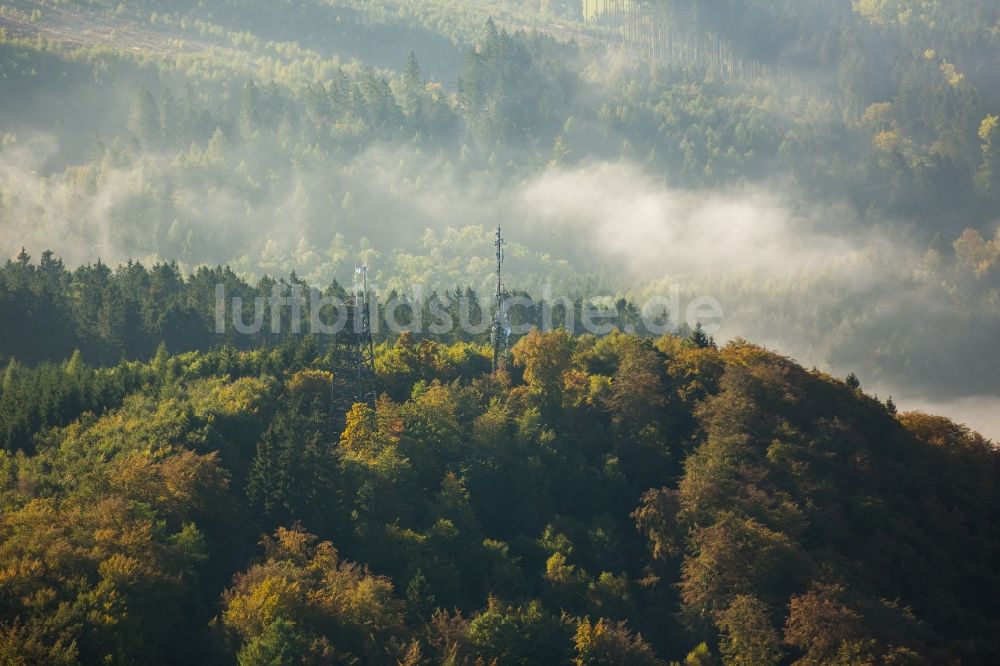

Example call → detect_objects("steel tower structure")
491 219 510 373
330 263 377 434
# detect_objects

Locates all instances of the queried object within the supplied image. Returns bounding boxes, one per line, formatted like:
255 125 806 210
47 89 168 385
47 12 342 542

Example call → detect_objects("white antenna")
355 262 369 306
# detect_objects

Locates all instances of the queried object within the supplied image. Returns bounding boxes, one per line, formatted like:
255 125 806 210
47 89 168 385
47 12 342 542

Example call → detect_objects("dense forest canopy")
0 325 998 664
1 2 1000 663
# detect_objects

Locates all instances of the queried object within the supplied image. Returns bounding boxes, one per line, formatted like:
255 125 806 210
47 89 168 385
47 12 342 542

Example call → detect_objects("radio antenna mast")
331 261 377 434
491 214 509 373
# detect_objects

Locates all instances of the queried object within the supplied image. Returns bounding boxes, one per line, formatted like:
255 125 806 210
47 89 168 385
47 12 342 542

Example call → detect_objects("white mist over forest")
5 131 997 435
2 0 1000 436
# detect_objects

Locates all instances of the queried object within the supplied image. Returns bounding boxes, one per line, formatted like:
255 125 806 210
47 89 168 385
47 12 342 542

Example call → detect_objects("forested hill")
1 3 1000 662
0 324 998 663
3 0 1000 415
